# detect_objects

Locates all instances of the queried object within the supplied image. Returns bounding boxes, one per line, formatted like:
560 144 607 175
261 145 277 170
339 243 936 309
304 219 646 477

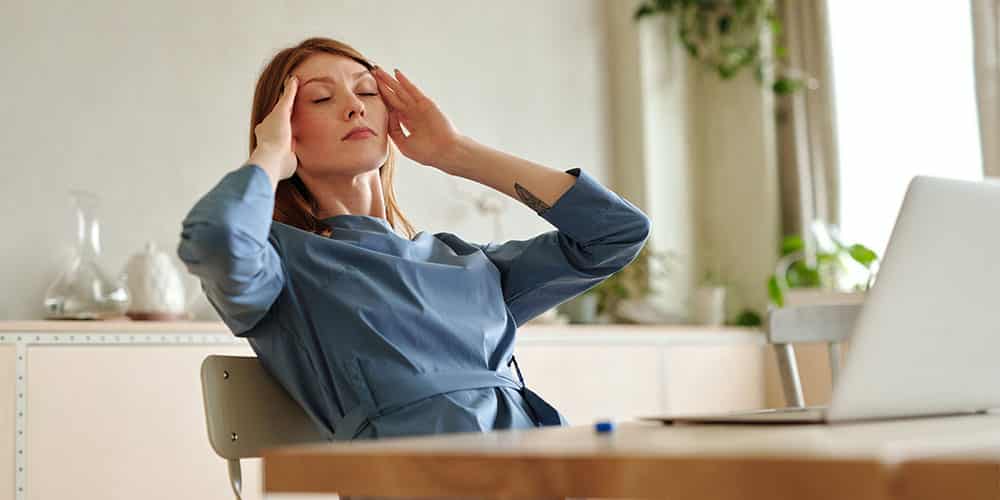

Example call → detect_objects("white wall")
0 0 615 319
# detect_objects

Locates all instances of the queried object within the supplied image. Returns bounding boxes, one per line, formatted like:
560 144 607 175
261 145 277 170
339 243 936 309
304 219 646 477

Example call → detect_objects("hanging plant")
633 0 804 95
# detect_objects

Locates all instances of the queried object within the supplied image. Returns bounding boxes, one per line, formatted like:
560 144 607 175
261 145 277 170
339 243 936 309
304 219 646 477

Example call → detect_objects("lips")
342 126 375 140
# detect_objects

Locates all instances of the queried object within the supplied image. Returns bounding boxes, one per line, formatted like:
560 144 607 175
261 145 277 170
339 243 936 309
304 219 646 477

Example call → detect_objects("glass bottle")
43 190 129 319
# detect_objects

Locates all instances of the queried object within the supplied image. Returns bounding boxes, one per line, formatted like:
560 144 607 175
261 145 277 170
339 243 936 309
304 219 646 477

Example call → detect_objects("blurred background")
1 0 996 327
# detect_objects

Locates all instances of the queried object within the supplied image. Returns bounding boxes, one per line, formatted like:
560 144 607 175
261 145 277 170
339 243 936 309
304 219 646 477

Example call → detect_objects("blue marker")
594 419 615 433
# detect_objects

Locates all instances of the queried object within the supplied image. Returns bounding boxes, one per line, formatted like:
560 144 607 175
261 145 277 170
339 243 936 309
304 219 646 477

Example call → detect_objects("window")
827 0 983 257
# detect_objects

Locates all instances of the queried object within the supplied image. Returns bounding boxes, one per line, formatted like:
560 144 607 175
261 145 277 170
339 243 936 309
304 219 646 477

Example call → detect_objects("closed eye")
312 93 378 104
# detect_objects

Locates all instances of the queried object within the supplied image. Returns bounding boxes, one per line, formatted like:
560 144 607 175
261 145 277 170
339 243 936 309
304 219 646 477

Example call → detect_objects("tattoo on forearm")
514 182 551 214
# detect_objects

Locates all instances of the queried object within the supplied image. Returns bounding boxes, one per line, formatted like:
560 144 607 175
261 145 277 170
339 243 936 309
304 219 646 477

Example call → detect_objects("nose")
344 94 365 121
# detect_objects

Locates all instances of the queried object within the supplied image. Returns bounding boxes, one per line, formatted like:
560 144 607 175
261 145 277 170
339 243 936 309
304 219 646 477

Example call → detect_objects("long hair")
249 37 416 239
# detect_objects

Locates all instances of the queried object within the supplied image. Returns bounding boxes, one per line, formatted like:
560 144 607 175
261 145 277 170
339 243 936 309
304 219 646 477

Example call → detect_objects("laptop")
642 175 1000 425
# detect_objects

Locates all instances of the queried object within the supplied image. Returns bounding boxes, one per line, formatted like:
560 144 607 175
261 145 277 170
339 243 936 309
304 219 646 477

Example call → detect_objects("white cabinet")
0 321 766 500
514 325 767 423
27 344 254 499
515 344 665 424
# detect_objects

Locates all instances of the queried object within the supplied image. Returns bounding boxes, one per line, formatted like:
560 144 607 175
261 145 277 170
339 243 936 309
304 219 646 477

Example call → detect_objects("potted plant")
767 222 879 307
692 270 728 326
560 245 676 323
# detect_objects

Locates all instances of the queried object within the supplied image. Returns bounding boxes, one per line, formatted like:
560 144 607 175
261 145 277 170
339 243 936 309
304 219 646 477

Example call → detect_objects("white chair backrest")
200 355 328 499
766 303 862 345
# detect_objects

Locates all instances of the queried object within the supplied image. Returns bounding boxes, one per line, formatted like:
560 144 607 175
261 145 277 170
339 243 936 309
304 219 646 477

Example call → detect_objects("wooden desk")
263 413 1000 500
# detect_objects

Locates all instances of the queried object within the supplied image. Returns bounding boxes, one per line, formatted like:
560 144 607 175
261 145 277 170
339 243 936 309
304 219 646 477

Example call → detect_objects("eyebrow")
301 69 374 87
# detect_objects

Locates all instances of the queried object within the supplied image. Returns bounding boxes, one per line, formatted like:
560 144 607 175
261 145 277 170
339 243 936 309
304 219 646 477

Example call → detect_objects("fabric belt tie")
330 367 562 441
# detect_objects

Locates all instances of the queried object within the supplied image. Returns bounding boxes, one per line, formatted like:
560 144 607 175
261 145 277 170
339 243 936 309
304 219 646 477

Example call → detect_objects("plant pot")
783 289 865 307
560 294 599 324
692 285 727 326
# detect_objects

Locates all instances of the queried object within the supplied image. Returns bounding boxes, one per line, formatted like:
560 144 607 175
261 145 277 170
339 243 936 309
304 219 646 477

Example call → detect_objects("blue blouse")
177 163 650 441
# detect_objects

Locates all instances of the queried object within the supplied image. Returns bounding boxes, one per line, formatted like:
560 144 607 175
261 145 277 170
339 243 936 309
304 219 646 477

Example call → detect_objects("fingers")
392 69 428 103
278 75 298 114
373 66 414 107
377 78 408 111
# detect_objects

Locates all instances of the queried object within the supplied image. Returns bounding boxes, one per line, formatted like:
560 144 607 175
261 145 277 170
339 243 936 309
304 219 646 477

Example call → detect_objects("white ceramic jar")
121 241 190 320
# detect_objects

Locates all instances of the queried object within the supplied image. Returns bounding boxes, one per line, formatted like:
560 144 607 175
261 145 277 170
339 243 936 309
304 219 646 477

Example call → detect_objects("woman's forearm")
246 146 286 192
438 136 577 214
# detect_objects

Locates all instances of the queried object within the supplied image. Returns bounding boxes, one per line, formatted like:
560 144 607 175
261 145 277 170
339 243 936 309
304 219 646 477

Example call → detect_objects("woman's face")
290 53 388 177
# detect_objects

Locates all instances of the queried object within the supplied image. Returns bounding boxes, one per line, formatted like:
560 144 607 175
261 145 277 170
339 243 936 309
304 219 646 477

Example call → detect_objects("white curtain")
774 0 840 262
972 0 1000 177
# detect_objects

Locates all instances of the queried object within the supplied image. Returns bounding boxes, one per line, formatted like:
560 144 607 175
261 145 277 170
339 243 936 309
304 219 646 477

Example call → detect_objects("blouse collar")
322 214 394 233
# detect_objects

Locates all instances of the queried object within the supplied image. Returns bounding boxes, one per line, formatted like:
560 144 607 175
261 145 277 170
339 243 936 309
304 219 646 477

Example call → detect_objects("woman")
177 37 650 441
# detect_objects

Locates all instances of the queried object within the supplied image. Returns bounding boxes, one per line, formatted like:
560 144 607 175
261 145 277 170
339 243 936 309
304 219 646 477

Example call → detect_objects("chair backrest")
200 355 327 458
766 303 862 345
765 303 863 407
200 355 328 499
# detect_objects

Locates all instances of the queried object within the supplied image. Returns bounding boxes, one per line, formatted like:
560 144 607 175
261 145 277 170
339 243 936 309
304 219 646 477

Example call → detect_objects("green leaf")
633 4 656 20
848 244 879 268
683 40 699 57
786 261 821 288
768 276 784 306
731 309 763 327
781 234 805 255
773 77 804 95
718 14 733 34
654 0 677 10
769 17 783 38
816 253 838 263
722 46 751 66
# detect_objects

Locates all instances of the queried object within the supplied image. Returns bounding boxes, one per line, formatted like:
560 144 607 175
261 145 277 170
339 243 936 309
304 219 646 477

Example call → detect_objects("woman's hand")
249 75 299 186
372 66 463 172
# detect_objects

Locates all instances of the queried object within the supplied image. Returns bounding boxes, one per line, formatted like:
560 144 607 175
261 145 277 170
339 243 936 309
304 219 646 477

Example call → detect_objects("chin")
318 157 387 177
343 137 388 161
302 143 389 176
349 148 388 172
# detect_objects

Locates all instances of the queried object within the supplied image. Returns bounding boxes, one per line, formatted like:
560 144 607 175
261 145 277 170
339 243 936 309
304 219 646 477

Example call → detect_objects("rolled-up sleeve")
177 164 286 336
477 167 651 327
